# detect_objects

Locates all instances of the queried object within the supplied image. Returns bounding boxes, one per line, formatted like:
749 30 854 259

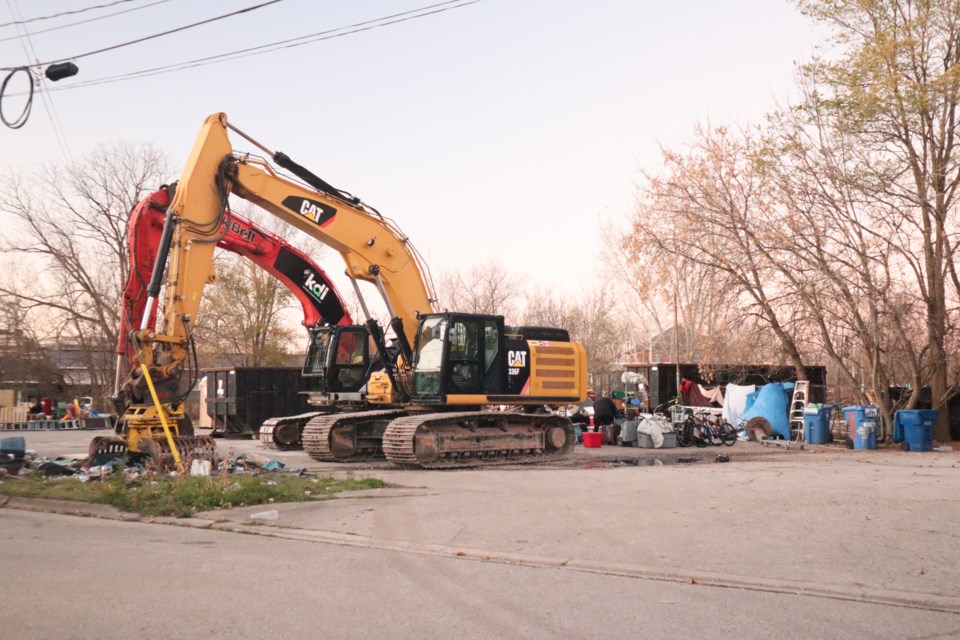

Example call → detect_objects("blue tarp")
742 390 760 415
738 383 792 439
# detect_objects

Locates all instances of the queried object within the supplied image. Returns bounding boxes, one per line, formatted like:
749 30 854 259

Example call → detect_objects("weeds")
0 473 386 518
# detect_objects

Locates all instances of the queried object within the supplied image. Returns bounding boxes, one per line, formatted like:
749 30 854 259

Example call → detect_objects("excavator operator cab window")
334 328 369 391
302 329 334 378
445 318 482 394
413 316 446 396
413 314 507 398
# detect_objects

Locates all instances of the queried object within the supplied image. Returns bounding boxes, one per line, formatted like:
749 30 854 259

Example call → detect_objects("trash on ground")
35 461 76 476
190 459 212 476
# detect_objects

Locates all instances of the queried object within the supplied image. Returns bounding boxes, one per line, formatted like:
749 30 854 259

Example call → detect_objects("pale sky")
1 0 821 307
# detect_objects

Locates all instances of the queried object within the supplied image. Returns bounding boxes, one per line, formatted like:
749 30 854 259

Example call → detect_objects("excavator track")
259 412 326 450
382 411 575 469
302 410 407 462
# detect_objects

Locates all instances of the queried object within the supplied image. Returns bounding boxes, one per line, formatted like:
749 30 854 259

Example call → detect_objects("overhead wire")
0 65 30 127
0 0 174 44
0 0 141 28
0 0 285 70
19 0 483 93
2 0 72 154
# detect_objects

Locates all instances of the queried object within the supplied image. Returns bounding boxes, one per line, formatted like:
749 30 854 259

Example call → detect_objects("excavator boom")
117 186 352 367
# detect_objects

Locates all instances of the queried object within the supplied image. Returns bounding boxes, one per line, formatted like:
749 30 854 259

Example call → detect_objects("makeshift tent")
722 383 756 428
699 385 724 405
738 383 792 439
680 378 723 407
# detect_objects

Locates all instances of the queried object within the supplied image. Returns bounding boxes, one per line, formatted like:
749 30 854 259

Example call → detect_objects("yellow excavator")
104 112 587 470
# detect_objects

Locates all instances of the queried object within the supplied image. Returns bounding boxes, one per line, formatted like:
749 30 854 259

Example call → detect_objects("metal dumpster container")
205 367 314 437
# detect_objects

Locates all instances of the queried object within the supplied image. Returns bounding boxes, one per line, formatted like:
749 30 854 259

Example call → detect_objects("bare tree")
0 291 65 398
795 0 960 440
626 125 811 378
194 253 298 367
437 260 524 318
0 142 172 401
192 203 327 367
764 84 931 437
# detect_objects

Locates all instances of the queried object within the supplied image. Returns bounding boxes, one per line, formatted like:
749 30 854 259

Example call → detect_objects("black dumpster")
205 367 314 437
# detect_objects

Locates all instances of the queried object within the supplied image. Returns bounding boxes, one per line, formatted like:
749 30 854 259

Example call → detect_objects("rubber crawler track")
302 410 407 462
259 412 325 450
382 411 576 469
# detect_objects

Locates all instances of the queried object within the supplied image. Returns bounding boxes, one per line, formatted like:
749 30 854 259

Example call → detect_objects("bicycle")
690 411 737 447
676 408 696 447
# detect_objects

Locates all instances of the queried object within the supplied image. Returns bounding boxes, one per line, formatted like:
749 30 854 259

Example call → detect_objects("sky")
0 0 823 309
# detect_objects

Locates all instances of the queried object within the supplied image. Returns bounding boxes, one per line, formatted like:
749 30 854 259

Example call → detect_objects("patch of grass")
0 473 386 518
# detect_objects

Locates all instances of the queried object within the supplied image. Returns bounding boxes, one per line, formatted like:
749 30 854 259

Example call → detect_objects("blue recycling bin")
893 410 937 451
803 405 833 444
843 405 878 450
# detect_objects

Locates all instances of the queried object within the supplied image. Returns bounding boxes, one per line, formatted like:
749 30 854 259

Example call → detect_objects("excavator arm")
117 185 352 376
150 113 433 355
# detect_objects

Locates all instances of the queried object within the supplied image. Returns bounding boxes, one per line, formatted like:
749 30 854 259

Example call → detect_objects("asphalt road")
3 429 959 639
3 509 960 640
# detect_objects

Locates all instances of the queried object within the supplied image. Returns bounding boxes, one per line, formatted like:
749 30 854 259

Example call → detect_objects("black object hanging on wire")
45 62 79 82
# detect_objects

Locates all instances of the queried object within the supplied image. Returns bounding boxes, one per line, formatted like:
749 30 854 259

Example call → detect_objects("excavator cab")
409 312 581 407
303 325 380 401
410 313 505 402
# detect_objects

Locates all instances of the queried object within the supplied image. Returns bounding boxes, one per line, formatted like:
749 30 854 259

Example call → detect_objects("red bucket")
582 431 603 448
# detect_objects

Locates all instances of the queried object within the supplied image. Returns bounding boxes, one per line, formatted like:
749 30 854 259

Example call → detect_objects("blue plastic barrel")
803 406 833 444
843 405 878 450
0 436 26 454
893 410 937 451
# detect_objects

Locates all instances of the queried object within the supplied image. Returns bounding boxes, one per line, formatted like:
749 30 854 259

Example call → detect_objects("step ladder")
789 380 810 442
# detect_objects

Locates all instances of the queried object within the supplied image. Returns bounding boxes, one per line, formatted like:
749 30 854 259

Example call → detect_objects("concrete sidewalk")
186 450 959 612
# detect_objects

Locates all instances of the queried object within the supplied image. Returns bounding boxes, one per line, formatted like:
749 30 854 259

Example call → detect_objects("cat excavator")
105 112 586 470
106 185 387 453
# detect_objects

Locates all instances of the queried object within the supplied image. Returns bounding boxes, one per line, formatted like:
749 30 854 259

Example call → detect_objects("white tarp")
722 383 756 428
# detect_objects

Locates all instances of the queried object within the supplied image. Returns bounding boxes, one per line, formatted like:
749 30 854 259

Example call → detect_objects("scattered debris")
249 509 279 521
190 459 212 477
35 461 76 477
219 453 305 476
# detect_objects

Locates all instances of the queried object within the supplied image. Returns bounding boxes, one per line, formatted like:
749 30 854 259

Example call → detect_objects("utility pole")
673 246 681 398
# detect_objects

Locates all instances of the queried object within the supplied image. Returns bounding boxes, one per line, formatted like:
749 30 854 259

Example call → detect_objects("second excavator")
106 112 587 470
113 185 385 451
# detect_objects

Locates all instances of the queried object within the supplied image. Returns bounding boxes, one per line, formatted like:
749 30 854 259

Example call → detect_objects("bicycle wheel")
710 427 724 446
693 424 710 447
677 419 694 447
720 421 738 446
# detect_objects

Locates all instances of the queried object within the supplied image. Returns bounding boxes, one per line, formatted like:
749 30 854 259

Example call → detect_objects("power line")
0 0 174 44
0 0 285 71
27 0 483 93
4 0 72 157
0 0 141 28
